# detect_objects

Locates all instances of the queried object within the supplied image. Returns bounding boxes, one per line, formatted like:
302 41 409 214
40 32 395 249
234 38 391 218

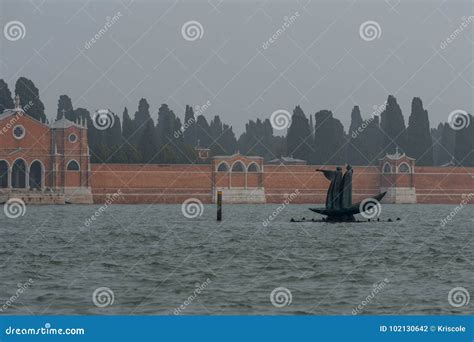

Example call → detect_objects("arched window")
217 162 229 172
383 163 392 174
29 161 43 189
0 160 9 188
398 162 410 173
67 160 80 171
231 161 245 172
12 159 27 188
247 163 259 172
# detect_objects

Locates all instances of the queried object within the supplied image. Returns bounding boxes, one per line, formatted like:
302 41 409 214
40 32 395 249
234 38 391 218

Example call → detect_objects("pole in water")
217 190 222 221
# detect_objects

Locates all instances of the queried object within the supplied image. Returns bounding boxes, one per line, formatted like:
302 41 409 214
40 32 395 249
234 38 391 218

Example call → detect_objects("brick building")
0 96 92 204
1 98 473 205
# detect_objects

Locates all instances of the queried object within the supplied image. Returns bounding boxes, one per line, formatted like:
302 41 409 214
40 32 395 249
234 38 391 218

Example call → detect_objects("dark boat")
309 191 386 216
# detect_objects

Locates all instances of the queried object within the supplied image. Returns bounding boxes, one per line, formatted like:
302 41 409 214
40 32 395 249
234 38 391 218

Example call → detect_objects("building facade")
1 100 473 205
0 97 92 204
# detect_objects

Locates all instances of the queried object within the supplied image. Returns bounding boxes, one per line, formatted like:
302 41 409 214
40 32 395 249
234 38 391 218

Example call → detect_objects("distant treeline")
1 77 473 166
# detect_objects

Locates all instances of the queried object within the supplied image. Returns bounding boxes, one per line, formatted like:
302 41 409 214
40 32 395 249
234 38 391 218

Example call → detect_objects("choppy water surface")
0 204 472 315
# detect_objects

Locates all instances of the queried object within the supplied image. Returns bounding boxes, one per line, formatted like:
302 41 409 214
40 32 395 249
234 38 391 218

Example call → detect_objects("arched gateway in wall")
211 153 266 203
378 148 417 204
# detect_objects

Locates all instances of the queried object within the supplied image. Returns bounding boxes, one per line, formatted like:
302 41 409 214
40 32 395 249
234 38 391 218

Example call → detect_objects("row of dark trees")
1 77 472 166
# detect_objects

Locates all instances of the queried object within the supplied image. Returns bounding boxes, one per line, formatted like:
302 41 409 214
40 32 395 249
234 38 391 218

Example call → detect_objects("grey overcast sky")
0 0 472 134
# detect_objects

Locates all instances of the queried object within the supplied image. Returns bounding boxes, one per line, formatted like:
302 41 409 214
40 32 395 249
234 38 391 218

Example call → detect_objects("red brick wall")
90 164 213 203
414 167 474 203
0 114 51 167
89 163 474 204
247 173 259 187
262 165 381 203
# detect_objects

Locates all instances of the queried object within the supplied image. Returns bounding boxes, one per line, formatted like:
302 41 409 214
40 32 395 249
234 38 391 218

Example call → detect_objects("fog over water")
1 0 472 133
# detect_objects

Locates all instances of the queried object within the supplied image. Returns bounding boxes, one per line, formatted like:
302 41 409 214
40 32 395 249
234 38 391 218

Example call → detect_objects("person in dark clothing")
317 166 343 210
339 164 353 209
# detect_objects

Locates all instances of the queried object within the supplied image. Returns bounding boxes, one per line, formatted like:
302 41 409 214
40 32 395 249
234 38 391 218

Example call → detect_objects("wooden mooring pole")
217 190 222 221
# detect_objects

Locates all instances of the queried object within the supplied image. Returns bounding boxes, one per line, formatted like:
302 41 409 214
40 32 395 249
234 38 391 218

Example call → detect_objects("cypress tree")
286 106 312 161
237 118 282 160
195 115 212 148
14 77 47 122
156 104 186 163
454 114 474 166
122 107 134 140
156 103 176 147
313 110 345 165
183 105 198 147
348 106 366 165
121 107 141 163
0 79 14 111
221 123 238 155
139 120 158 163
133 98 151 144
433 123 455 165
406 97 433 165
363 115 383 164
106 113 122 146
380 95 407 155
210 115 225 155
56 95 74 121
309 114 315 139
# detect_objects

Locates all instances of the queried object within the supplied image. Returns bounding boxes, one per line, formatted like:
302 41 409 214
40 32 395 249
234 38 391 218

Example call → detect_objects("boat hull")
309 192 386 217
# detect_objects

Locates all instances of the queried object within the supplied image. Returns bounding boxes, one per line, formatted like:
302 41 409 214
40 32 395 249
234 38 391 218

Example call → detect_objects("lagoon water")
0 204 472 315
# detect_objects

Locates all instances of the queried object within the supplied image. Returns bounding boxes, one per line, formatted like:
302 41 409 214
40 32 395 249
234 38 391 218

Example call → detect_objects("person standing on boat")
339 164 353 209
316 166 343 210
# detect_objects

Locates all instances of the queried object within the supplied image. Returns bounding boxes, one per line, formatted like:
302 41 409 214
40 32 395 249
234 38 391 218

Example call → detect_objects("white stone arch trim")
67 159 80 171
0 159 10 188
382 162 392 174
230 160 246 173
216 161 230 172
12 157 29 188
247 162 260 172
29 159 45 189
397 162 411 173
